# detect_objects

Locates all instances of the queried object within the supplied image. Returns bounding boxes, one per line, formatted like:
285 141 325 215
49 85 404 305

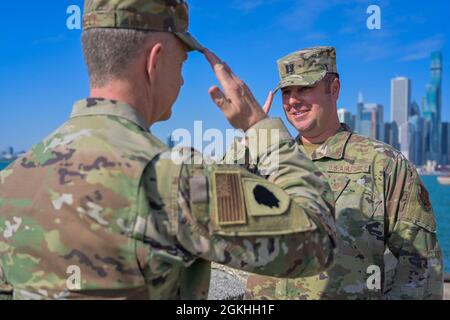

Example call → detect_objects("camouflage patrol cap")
83 0 204 52
274 46 337 92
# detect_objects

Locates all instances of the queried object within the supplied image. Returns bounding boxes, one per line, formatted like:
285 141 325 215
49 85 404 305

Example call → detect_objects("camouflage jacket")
0 99 337 300
245 124 443 300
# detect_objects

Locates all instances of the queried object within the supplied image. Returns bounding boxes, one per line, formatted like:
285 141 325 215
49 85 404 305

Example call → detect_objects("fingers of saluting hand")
204 49 233 83
203 49 244 96
262 91 274 114
208 85 230 111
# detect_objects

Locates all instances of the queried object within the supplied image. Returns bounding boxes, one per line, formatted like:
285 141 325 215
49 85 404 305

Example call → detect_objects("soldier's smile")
290 106 311 120
291 110 310 119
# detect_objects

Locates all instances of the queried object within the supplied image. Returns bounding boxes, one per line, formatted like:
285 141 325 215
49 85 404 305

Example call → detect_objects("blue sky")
0 0 449 152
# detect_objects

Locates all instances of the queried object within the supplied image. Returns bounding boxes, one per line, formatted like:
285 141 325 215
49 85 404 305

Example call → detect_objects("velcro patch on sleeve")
189 175 208 204
418 182 432 212
242 179 290 216
213 171 247 226
402 171 436 232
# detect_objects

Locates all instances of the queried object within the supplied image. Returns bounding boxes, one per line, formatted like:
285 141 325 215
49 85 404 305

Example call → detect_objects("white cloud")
400 35 445 61
303 32 329 41
232 0 264 12
345 39 394 62
32 34 65 46
231 0 282 13
278 0 376 31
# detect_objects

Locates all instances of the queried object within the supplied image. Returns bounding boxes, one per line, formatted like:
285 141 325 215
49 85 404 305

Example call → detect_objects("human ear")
146 43 164 84
332 78 341 99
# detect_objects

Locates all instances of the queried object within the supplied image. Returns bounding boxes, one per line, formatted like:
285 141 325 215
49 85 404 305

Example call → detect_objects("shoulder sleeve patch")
401 170 436 232
418 182 432 212
210 171 317 237
213 171 247 226
242 178 290 216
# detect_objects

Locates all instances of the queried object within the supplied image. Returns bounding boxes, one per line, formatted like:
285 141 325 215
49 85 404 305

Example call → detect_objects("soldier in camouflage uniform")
0 2 337 299
245 47 443 300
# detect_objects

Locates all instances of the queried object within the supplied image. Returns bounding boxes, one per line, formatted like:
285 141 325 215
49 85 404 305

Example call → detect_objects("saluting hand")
204 49 273 131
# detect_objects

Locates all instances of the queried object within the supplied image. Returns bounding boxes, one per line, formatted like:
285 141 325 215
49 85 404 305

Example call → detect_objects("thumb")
208 86 229 110
262 91 274 114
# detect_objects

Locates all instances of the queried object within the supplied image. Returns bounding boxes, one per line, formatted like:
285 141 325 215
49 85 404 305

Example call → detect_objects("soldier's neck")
300 121 341 145
90 81 153 129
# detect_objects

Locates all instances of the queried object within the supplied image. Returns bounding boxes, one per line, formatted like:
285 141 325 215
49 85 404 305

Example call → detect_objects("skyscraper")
368 103 384 141
399 122 414 161
356 92 364 134
359 103 384 140
424 52 443 162
442 122 450 166
384 122 400 150
391 77 412 157
423 117 432 162
359 109 372 138
409 115 425 166
338 108 354 130
410 101 420 116
391 77 411 127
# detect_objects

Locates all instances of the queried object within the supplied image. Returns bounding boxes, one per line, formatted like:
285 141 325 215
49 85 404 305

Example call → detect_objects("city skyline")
3 48 447 165
3 51 448 167
338 51 449 168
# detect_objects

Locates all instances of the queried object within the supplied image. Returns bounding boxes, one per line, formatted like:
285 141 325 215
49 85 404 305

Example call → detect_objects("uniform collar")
296 124 353 160
70 98 149 131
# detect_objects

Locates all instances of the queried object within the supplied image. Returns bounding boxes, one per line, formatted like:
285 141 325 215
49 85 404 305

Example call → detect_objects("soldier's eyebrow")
282 86 313 94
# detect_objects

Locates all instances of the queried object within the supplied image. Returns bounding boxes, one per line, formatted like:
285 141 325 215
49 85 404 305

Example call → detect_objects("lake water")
0 161 448 272
422 175 450 273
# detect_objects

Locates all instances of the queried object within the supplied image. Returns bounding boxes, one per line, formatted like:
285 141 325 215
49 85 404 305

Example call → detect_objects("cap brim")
273 71 327 93
175 32 204 53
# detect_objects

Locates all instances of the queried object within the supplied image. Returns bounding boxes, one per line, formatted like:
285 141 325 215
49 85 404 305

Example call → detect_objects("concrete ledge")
444 283 450 300
444 274 450 300
444 273 450 282
209 266 450 300
208 264 247 300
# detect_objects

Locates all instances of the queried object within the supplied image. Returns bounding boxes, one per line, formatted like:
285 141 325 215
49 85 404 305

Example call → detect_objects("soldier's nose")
288 95 299 106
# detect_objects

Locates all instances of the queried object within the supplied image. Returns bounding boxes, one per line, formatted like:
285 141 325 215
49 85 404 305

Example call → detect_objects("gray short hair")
82 28 154 88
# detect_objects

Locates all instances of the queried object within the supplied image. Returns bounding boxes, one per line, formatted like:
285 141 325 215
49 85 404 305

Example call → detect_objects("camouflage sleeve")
385 155 443 300
146 118 336 279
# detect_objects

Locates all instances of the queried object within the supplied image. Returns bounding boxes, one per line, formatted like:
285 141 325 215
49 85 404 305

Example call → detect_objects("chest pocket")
327 174 350 203
325 164 383 239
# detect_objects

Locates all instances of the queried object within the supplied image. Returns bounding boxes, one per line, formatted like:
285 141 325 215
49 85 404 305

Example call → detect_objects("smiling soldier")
245 46 443 300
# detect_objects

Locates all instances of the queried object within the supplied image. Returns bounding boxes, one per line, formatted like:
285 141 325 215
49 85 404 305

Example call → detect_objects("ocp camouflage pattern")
275 46 337 92
83 0 189 32
82 0 203 52
0 98 337 300
245 125 443 300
